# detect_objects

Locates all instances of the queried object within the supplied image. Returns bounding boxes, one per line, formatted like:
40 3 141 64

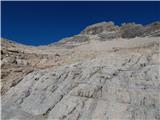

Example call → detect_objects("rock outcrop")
81 21 119 35
1 21 160 120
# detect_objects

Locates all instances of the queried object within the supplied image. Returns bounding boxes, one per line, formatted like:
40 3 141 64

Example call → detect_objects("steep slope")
1 21 160 120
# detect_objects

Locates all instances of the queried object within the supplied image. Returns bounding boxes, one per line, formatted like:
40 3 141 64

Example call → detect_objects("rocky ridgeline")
53 21 160 48
81 21 160 38
1 21 160 120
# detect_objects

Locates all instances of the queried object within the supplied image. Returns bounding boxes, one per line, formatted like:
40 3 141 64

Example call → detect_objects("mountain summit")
1 21 160 120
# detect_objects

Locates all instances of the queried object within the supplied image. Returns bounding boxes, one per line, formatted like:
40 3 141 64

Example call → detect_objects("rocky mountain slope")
1 21 160 120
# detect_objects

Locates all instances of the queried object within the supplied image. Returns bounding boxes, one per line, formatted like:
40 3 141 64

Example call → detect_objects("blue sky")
2 1 160 46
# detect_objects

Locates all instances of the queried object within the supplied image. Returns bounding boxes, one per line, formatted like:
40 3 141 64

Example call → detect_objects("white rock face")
2 36 160 120
1 21 160 120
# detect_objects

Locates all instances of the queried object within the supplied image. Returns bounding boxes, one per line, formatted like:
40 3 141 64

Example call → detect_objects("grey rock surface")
2 37 160 120
1 21 160 120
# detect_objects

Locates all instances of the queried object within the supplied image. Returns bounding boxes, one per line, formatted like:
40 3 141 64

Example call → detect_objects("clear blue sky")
2 1 160 46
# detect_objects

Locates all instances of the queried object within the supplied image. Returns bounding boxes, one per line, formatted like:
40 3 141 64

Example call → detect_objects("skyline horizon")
2 1 160 45
2 20 160 46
